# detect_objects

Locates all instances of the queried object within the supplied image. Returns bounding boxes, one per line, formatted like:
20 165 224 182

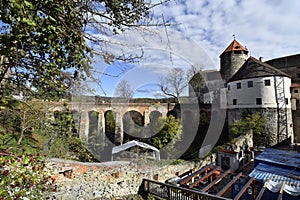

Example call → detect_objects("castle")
194 38 300 147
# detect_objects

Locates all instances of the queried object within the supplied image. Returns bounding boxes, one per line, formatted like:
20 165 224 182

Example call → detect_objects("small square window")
233 99 237 105
237 82 241 89
285 98 289 105
264 79 271 86
256 98 262 105
294 89 298 93
228 85 230 91
247 81 253 88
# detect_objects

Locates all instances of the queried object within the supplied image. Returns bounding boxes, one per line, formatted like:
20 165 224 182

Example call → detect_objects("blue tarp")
249 163 300 186
253 163 300 179
254 148 300 172
250 148 300 199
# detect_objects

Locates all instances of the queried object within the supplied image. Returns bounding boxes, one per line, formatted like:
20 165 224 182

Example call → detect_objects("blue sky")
82 0 300 98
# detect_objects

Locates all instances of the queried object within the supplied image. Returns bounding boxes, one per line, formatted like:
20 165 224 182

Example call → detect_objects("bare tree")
160 68 189 102
188 65 206 101
160 66 206 103
114 80 134 102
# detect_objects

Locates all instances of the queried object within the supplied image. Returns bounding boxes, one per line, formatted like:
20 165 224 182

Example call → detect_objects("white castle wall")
227 76 291 109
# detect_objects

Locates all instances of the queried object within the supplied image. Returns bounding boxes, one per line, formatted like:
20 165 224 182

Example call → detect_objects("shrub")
0 148 56 199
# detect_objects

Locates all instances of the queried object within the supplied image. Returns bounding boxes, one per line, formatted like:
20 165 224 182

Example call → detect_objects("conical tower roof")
220 39 248 56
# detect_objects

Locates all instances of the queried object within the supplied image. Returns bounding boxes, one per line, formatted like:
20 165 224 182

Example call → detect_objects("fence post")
168 185 172 200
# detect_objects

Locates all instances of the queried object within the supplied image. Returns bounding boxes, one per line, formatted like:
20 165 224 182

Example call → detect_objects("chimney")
259 57 263 62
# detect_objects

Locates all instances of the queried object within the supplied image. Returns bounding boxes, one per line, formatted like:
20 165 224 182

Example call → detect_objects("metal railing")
140 178 231 200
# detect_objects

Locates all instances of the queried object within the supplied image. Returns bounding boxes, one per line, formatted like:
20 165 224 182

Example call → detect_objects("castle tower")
220 38 249 82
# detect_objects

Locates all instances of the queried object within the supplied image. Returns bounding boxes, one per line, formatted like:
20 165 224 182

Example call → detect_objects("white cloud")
150 0 300 64
88 0 300 97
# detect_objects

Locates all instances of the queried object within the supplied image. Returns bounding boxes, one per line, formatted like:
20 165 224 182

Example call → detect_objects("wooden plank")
179 165 212 185
255 179 270 200
233 177 255 200
277 181 286 200
178 168 193 178
201 170 231 192
189 166 221 189
216 172 243 197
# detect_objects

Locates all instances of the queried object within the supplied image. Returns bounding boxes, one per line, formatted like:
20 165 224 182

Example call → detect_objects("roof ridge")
227 56 291 83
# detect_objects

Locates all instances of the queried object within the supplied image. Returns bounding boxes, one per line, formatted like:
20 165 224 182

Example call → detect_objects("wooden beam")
216 172 243 197
189 166 221 189
178 168 193 178
277 181 286 200
255 179 270 200
179 165 212 185
202 170 231 192
233 177 255 200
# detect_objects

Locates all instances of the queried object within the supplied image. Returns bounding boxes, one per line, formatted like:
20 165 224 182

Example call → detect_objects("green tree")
151 115 182 158
46 105 96 162
230 112 265 144
0 0 91 100
0 0 162 100
0 97 45 146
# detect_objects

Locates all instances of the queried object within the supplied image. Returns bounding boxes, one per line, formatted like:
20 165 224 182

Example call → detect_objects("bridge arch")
149 110 162 122
123 110 144 142
71 110 81 136
167 110 179 119
88 110 99 143
104 110 116 144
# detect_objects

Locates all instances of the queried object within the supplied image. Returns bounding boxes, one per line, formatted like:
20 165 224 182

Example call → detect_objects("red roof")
222 39 248 54
291 83 300 88
218 149 238 155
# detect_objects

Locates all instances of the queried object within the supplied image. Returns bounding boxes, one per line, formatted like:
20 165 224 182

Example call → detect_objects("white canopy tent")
111 140 160 161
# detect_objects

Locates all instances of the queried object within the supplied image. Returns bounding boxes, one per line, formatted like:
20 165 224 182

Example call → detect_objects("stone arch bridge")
50 101 212 145
51 102 173 143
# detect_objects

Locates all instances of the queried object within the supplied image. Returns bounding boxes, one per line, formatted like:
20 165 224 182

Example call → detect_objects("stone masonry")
46 159 196 199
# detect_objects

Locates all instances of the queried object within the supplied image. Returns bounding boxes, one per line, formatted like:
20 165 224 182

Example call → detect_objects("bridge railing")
140 178 231 200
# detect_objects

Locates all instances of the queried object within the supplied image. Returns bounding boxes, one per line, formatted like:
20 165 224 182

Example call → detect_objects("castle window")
256 98 262 105
264 79 271 86
247 81 253 88
233 99 237 105
285 98 289 105
237 82 241 89
228 85 230 91
294 89 299 93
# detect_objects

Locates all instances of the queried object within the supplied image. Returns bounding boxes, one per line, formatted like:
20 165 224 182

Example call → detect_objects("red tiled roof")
218 149 238 155
222 39 248 54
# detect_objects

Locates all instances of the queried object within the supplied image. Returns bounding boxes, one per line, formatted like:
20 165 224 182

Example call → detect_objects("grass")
0 131 49 154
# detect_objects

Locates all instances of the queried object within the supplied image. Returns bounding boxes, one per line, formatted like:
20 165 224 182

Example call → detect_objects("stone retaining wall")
47 159 197 199
46 133 254 199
